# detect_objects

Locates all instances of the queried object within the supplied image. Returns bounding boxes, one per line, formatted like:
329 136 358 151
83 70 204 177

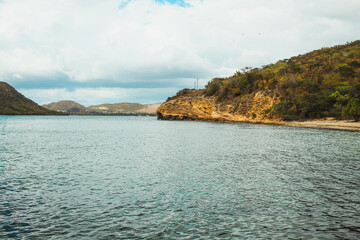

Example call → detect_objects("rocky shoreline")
156 91 360 131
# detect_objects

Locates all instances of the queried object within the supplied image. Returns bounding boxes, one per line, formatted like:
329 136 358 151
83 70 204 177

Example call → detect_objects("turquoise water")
1 116 359 239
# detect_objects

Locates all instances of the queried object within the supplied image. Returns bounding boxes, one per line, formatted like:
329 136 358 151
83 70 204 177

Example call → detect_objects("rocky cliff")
157 89 281 123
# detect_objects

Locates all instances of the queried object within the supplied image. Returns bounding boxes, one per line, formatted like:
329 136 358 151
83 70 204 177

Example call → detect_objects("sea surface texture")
1 116 359 239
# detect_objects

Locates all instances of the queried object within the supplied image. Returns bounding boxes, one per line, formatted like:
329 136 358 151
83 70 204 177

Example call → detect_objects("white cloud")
1 0 360 103
12 73 23 79
0 48 61 77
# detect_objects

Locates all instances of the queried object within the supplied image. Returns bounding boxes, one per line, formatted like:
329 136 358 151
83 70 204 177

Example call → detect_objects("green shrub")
205 79 221 96
337 64 355 78
342 97 360 121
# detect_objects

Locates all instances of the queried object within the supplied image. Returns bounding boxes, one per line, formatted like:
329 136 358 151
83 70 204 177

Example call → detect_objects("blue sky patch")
156 0 191 7
119 0 131 9
119 0 191 9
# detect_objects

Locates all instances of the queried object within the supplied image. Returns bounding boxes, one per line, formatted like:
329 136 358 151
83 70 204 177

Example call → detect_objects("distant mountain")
87 102 161 115
137 103 162 114
42 100 162 115
43 100 86 113
88 103 144 113
0 82 61 115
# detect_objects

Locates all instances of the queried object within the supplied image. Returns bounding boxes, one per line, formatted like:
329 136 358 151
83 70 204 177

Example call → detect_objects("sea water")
1 116 359 239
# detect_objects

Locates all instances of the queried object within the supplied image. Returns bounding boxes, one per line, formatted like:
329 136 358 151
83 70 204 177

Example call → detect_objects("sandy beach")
284 119 360 131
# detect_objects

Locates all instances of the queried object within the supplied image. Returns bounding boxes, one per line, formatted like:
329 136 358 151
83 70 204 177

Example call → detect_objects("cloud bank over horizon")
0 0 360 105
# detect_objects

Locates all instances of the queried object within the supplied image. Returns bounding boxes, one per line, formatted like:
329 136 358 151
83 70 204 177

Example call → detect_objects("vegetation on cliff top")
203 41 360 121
0 82 62 115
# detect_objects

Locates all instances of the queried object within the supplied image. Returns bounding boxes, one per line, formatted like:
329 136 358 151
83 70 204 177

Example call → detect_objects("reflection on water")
0 116 359 239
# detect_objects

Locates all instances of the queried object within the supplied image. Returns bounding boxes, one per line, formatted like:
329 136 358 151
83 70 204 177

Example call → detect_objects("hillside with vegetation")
158 41 360 123
0 82 61 115
204 40 360 121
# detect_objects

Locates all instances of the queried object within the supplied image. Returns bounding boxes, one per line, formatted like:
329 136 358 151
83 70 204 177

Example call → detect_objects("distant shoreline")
0 113 156 117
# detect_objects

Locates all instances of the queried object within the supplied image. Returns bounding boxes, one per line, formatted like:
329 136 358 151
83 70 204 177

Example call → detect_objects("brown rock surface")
157 90 281 123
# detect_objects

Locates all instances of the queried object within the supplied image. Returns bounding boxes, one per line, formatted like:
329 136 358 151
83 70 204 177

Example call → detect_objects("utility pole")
197 78 199 90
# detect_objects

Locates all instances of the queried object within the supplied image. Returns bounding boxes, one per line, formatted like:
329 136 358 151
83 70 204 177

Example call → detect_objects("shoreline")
158 115 360 131
221 119 360 131
283 119 360 131
220 119 360 132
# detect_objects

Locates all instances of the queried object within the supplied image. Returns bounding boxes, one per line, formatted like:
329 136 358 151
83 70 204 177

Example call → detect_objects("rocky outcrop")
157 90 281 123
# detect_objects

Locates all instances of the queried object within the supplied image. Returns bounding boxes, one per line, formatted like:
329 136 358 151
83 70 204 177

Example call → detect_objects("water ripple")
0 116 359 239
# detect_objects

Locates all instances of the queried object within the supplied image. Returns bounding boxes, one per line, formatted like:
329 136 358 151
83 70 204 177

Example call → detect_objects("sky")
0 0 360 106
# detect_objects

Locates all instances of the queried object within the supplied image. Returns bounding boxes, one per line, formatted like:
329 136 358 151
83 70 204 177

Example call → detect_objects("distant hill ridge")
0 82 60 115
43 101 161 115
43 100 86 113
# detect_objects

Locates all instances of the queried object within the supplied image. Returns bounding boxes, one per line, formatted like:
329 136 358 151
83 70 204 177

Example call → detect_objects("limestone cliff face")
157 90 281 123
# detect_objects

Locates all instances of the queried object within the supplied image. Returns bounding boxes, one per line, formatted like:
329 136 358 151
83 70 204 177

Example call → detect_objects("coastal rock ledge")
156 90 360 131
156 90 280 124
